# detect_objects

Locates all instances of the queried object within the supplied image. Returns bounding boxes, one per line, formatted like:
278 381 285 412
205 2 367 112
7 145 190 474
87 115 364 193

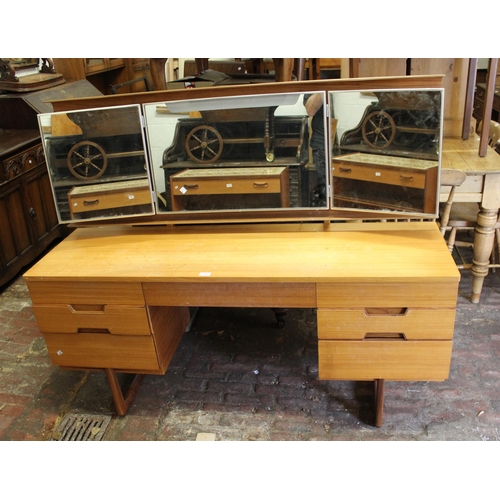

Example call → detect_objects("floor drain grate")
52 413 111 441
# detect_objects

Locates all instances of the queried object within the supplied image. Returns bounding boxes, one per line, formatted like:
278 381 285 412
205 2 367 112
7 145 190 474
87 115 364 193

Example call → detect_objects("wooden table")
441 137 500 302
24 222 459 427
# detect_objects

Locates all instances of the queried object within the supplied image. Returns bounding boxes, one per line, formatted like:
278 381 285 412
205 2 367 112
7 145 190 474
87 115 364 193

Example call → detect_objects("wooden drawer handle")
68 304 105 313
364 332 406 340
77 328 111 334
364 307 408 316
83 199 100 206
399 175 414 183
253 182 269 189
183 184 199 190
339 167 352 173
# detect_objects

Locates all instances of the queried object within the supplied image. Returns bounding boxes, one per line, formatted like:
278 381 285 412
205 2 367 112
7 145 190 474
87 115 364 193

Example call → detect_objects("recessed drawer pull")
339 167 352 173
77 328 111 334
68 304 105 313
364 307 408 316
184 184 199 190
83 199 100 206
253 182 269 188
364 332 406 340
399 175 414 182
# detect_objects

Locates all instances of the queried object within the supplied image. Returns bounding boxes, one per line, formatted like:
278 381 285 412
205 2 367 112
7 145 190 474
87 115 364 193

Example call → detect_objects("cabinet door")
0 179 34 271
23 163 60 246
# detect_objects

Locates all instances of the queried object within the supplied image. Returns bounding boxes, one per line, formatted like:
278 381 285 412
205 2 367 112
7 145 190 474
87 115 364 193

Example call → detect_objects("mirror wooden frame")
44 74 444 225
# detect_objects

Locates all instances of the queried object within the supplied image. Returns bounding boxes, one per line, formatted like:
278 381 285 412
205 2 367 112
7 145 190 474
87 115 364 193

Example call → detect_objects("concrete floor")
1 260 500 442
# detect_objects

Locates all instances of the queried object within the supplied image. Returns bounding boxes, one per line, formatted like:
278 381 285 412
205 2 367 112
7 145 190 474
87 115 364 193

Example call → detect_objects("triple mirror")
38 88 443 224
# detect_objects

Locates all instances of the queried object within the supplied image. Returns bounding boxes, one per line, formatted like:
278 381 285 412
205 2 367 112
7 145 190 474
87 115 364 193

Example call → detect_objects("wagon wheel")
67 141 107 180
185 125 223 164
362 111 396 150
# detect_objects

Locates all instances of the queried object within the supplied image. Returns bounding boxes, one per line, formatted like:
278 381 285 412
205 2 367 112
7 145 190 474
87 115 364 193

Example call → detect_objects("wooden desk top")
442 137 500 175
24 222 459 284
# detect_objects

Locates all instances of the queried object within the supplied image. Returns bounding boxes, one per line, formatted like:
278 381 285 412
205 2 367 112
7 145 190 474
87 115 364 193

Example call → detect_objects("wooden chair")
439 168 500 273
478 120 500 154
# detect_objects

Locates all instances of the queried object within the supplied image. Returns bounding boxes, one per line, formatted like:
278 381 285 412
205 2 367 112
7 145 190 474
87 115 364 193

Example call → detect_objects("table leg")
374 379 385 427
105 368 145 416
471 208 498 303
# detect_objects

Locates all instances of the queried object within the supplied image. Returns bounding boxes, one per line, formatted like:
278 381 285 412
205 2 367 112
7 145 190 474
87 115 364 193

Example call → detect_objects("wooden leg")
271 308 288 328
471 208 498 303
374 379 385 427
105 368 145 416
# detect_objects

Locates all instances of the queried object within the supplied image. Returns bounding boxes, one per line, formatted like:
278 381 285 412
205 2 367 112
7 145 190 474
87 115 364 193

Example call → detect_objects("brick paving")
1 268 500 441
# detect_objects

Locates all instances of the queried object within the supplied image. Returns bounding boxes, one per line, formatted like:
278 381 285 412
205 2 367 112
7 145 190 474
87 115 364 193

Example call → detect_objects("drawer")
317 282 458 308
43 332 160 372
332 163 426 189
172 176 282 196
68 181 151 215
27 281 145 306
318 340 453 381
317 308 456 340
32 304 151 335
143 281 316 308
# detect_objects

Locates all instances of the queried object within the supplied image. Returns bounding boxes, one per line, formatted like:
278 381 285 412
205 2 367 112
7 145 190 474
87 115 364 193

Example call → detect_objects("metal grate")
52 413 111 441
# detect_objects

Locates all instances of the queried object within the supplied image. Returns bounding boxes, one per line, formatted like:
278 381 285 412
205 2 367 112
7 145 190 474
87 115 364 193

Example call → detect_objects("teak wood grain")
24 221 460 425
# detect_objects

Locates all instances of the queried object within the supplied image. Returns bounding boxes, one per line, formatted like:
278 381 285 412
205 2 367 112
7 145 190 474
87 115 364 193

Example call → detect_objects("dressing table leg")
105 368 145 416
374 379 385 427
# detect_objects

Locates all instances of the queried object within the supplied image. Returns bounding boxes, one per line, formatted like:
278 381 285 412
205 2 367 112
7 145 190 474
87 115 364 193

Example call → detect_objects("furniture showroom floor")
1 252 499 442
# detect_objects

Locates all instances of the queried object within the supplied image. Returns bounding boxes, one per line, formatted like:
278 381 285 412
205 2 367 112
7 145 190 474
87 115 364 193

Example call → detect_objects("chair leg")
447 228 457 252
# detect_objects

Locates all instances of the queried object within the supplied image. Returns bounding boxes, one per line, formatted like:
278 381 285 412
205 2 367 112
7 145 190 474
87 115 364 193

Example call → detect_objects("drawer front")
173 177 282 196
318 340 452 381
317 308 456 340
32 304 151 335
69 187 151 214
27 281 145 306
317 282 458 308
332 163 426 189
44 332 160 371
143 281 316 308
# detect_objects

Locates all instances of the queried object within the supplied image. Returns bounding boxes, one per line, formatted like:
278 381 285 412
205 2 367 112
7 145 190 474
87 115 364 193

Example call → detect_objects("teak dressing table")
24 222 459 426
25 75 460 426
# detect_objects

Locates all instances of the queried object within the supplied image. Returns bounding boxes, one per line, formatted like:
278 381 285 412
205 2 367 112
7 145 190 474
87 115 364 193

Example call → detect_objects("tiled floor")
1 262 500 442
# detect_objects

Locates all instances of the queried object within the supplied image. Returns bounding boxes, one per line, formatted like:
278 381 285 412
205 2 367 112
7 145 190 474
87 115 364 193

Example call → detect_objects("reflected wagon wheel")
362 111 396 150
185 125 223 164
67 141 108 180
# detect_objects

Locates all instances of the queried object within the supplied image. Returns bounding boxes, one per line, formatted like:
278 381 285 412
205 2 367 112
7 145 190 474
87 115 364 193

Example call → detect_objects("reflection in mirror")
329 89 443 216
143 92 329 213
38 105 154 223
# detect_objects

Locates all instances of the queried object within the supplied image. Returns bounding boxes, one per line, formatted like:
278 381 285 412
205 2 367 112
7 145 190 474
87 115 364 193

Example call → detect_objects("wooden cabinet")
52 58 151 95
332 153 439 213
0 138 61 287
